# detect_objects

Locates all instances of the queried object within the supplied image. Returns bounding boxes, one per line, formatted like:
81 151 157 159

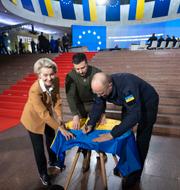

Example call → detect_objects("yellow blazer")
20 77 62 134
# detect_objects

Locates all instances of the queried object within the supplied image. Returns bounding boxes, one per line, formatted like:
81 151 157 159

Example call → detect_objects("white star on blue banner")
72 25 106 51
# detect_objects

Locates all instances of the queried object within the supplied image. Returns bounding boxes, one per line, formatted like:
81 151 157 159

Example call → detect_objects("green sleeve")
65 74 79 115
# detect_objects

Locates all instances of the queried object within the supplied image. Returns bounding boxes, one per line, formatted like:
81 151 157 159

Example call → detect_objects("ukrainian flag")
51 118 141 177
125 94 135 103
38 0 54 17
129 0 145 20
82 0 97 22
136 0 145 20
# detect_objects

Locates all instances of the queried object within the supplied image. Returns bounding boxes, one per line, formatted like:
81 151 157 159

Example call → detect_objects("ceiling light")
96 0 108 6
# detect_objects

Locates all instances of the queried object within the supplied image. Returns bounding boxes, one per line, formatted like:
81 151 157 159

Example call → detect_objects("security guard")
83 72 159 188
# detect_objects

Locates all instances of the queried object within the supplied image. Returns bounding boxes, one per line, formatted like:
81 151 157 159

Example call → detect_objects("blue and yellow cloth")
51 118 141 177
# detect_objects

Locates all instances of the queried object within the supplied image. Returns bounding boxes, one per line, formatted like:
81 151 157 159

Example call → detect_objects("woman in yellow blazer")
21 58 74 186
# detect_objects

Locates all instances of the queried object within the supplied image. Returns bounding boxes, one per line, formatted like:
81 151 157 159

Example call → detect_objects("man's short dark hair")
72 53 87 65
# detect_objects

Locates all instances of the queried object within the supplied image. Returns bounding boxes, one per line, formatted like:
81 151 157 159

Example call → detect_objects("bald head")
91 72 112 97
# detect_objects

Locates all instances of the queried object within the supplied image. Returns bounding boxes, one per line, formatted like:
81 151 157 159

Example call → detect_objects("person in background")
0 32 10 55
172 36 177 47
65 53 106 172
62 33 69 52
83 72 159 188
19 38 24 54
21 58 74 186
147 33 157 49
165 35 172 47
31 39 36 53
157 36 164 47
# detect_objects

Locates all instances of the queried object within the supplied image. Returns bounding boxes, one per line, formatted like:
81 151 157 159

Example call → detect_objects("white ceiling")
0 1 69 34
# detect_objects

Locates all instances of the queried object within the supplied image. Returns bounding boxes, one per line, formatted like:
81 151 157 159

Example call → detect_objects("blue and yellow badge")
125 94 135 103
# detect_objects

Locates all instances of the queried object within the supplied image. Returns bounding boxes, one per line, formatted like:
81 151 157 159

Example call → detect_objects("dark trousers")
28 125 57 176
136 98 159 173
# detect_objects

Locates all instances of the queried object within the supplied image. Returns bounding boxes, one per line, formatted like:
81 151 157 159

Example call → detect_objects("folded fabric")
51 119 141 176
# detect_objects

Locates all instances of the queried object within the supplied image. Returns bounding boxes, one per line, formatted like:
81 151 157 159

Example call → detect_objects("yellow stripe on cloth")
136 0 145 20
44 0 54 17
89 0 97 22
65 118 121 130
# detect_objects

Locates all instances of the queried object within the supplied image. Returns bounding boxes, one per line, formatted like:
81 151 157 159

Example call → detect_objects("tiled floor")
0 125 180 190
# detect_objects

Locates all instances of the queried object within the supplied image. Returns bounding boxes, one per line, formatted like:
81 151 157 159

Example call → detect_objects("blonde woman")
21 58 74 186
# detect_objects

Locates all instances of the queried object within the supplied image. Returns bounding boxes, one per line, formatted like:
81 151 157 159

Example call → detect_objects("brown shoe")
82 150 91 172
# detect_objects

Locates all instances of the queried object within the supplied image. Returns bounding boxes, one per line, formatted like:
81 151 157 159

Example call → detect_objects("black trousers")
136 98 159 173
28 125 57 176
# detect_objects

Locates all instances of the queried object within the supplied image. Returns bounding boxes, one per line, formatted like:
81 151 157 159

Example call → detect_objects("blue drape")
51 129 141 177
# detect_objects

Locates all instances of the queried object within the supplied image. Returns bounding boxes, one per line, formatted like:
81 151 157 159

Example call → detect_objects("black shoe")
40 174 51 186
49 162 66 171
122 171 141 189
113 168 122 177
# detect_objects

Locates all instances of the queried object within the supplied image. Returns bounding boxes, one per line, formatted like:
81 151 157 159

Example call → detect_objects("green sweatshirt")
65 65 101 116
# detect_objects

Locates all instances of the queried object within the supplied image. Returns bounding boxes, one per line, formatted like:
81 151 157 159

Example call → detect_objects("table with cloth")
51 118 141 189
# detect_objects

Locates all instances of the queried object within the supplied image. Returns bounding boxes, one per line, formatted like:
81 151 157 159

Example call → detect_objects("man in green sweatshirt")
65 53 105 172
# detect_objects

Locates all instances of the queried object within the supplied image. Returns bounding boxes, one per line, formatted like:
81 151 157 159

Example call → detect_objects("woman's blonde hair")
33 58 58 75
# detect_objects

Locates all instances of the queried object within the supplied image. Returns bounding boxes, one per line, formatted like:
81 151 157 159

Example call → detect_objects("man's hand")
82 124 93 134
93 133 113 142
99 114 106 125
72 115 80 130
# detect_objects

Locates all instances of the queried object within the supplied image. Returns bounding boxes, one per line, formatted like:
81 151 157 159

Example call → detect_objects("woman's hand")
59 127 75 141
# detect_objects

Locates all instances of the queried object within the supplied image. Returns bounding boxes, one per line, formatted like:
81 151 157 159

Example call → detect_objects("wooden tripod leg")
64 150 81 190
99 152 108 190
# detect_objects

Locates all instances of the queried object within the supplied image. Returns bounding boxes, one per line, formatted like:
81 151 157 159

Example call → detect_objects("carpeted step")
0 95 27 103
0 108 22 118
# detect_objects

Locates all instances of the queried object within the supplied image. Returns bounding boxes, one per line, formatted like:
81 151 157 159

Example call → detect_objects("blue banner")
21 0 34 12
59 0 76 20
128 0 137 20
51 129 141 177
38 0 48 16
106 0 120 21
82 0 90 21
72 25 106 51
152 0 171 18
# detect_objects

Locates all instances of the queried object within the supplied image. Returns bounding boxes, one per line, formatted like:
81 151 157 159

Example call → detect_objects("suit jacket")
21 77 62 134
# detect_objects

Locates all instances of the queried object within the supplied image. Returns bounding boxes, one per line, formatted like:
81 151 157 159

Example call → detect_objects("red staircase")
0 52 96 132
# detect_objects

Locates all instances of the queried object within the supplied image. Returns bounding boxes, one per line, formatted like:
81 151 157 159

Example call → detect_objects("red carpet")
0 52 96 132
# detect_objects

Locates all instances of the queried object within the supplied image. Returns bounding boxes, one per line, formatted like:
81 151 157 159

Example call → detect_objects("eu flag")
106 0 120 21
152 0 171 18
72 25 106 51
21 0 35 12
59 0 76 20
